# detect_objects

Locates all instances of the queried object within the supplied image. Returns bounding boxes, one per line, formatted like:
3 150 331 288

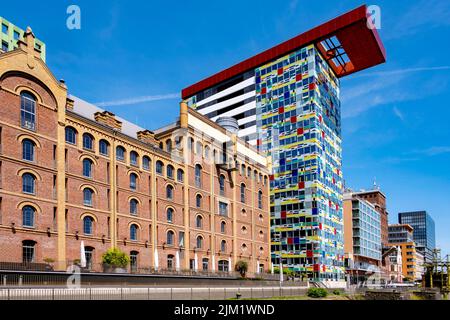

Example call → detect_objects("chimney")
18 27 41 60
94 111 122 130
137 130 159 146
66 97 75 110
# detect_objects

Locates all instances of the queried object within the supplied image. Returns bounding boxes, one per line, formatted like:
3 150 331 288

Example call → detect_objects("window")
196 215 203 229
22 240 36 263
195 164 202 187
22 173 36 194
82 158 93 178
65 127 77 144
220 240 227 252
204 146 210 159
220 221 226 233
166 185 174 199
143 156 150 170
116 146 125 161
2 24 8 34
84 247 94 270
240 184 246 203
130 173 137 190
241 164 245 176
130 199 138 215
156 161 163 175
177 169 184 182
188 138 194 150
20 92 36 131
83 188 93 206
247 167 251 177
83 216 93 235
1 40 8 52
13 31 20 40
130 251 138 272
130 224 138 241
196 141 202 155
22 206 35 227
167 208 174 222
258 191 263 209
166 140 172 152
167 165 174 179
167 230 174 245
130 151 138 166
196 236 203 249
99 140 109 156
82 133 94 150
218 260 229 272
167 255 174 270
196 194 202 208
219 175 225 196
22 139 35 161
219 202 228 217
202 258 209 271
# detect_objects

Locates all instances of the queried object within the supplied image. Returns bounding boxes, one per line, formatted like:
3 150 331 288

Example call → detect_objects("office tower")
182 5 386 281
398 211 436 263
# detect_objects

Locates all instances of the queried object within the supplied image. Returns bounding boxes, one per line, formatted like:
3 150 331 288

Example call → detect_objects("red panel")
278 107 284 114
298 181 305 189
288 238 293 244
307 250 313 258
297 128 304 135
308 83 316 91
290 116 297 123
181 4 386 99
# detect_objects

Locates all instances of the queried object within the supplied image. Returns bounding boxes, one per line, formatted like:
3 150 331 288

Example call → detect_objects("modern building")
0 28 271 274
182 5 386 282
388 225 424 281
343 192 382 284
1 17 45 61
398 211 436 263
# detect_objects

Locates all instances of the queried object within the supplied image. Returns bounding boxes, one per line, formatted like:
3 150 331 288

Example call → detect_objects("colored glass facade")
0 16 46 61
255 44 344 280
398 211 436 263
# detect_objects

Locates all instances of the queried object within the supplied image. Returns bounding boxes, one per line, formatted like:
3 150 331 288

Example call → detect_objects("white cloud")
95 93 179 107
393 106 404 121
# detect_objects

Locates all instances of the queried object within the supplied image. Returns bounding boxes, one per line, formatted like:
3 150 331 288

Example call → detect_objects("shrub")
307 287 328 298
101 248 130 268
234 260 249 278
332 289 342 295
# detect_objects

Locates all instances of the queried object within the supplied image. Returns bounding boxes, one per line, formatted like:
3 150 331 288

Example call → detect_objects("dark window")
22 139 35 161
130 251 138 272
83 188 93 206
221 221 226 233
1 40 8 52
195 164 202 187
258 191 263 209
130 151 138 166
82 158 93 177
219 175 225 196
167 231 174 245
240 184 246 203
156 161 163 175
83 216 93 235
143 156 150 170
218 260 229 272
196 194 202 208
177 169 184 182
65 127 77 144
130 199 138 215
22 240 36 263
166 185 173 199
167 208 173 222
84 247 94 270
167 255 174 270
22 206 35 227
202 258 209 271
196 236 203 249
167 165 174 179
22 173 36 194
82 133 94 150
99 140 109 155
130 173 137 190
130 224 138 241
116 146 125 161
196 215 203 228
221 240 227 252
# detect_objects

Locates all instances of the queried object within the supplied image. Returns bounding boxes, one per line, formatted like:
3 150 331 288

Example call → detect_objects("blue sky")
2 0 449 255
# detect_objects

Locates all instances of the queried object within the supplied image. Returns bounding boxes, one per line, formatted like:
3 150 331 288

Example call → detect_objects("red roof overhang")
182 4 386 99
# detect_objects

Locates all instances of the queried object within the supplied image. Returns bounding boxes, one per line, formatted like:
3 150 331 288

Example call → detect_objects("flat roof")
182 4 386 99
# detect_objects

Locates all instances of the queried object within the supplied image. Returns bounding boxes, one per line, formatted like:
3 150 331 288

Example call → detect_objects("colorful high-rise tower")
182 5 386 282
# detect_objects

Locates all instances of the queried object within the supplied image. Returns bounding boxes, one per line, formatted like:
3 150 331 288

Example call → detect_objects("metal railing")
0 286 308 300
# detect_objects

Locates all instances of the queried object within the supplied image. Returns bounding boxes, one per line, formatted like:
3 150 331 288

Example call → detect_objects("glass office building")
398 211 435 263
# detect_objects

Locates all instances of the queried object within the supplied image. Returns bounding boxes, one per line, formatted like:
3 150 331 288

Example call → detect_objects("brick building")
0 28 271 274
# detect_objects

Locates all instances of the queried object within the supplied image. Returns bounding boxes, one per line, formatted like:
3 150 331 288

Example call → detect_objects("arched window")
240 183 246 203
20 92 36 130
84 246 94 270
82 158 93 178
166 140 172 152
65 127 77 144
258 190 263 209
264 175 268 186
196 194 202 208
167 230 175 245
219 175 225 196
220 240 227 252
130 224 138 241
188 137 194 150
218 260 229 272
82 133 94 150
204 146 210 159
83 216 93 235
22 206 35 227
130 199 138 215
167 165 174 179
22 139 35 161
241 164 245 176
202 258 209 271
143 156 150 170
166 208 174 222
167 254 174 270
130 173 137 190
22 173 36 194
195 164 202 187
130 251 139 272
83 188 93 206
196 215 203 229
196 141 202 155
116 146 125 161
166 185 174 199
22 240 36 263
220 221 226 233
196 236 203 249
247 167 251 177
99 139 109 156
177 169 184 182
130 151 138 166
156 161 163 175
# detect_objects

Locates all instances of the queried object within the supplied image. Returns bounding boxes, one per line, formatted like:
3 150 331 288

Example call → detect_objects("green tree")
234 260 249 278
102 248 130 268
